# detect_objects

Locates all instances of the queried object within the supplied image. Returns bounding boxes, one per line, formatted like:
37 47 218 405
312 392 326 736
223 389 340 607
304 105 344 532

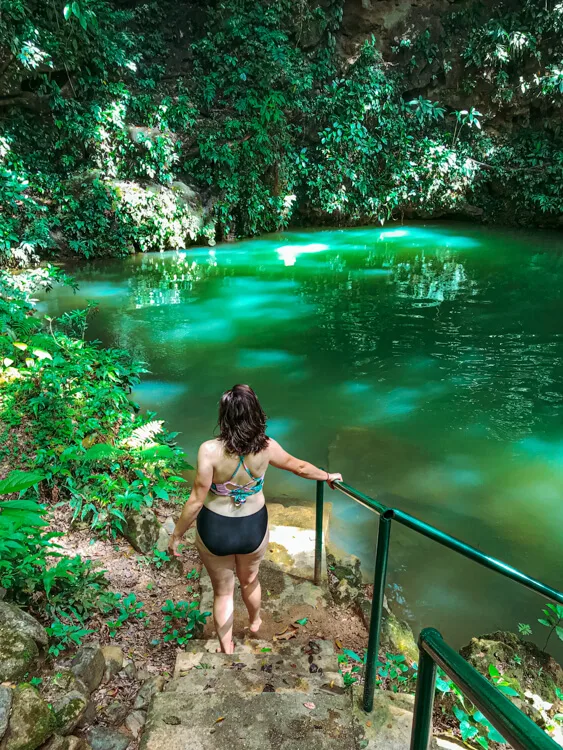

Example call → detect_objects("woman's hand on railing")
326 472 342 489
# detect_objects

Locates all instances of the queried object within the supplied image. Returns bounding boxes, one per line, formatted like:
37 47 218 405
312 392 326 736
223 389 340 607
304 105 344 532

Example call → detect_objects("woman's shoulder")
199 438 223 457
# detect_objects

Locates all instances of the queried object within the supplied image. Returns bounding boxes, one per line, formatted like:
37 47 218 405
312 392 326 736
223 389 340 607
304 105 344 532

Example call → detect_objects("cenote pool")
42 223 563 653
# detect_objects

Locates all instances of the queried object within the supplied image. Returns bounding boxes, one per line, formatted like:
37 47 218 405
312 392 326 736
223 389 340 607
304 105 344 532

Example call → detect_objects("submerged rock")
70 646 105 694
0 684 55 750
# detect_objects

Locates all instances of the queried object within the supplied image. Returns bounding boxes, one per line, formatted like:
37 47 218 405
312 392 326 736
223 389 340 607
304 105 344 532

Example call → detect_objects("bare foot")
217 640 235 654
249 617 262 634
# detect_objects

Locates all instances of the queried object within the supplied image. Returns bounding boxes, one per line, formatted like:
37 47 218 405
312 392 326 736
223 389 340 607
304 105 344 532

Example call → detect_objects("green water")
43 223 563 652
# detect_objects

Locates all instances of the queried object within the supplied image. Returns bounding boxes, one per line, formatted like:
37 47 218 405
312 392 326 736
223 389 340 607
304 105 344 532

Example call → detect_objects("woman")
169 384 342 654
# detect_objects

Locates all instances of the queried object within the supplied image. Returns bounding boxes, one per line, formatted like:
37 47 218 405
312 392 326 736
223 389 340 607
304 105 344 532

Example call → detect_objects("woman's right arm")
268 438 342 487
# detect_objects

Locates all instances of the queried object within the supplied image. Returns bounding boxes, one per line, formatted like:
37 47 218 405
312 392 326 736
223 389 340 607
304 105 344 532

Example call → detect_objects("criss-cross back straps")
230 455 260 482
229 455 246 481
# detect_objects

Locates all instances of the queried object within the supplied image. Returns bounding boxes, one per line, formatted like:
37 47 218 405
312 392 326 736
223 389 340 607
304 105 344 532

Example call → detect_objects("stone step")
199 559 333 643
171 641 342 694
174 638 339 677
140 688 354 750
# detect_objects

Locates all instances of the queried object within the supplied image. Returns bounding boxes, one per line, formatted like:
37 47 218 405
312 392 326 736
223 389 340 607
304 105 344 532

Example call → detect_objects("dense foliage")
0 268 198 651
1 0 562 265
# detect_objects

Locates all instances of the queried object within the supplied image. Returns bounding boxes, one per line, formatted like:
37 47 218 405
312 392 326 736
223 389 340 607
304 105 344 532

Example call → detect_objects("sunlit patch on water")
237 349 305 369
341 381 372 395
516 437 563 465
132 380 187 408
276 242 328 266
267 418 299 440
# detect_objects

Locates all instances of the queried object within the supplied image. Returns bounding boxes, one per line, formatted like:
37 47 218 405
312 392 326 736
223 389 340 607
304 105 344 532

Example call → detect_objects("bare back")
202 438 270 517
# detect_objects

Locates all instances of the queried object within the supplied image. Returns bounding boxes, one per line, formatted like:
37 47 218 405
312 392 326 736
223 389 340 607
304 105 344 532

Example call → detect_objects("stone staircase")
139 639 356 750
137 502 455 750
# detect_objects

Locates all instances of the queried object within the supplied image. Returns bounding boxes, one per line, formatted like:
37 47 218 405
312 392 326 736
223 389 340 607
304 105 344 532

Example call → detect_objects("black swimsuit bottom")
197 504 268 556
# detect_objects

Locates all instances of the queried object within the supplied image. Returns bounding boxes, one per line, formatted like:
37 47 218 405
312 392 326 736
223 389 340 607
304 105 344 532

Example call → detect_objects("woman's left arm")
169 443 214 557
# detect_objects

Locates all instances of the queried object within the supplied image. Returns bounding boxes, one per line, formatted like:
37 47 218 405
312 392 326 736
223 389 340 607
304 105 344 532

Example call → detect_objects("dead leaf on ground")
335 639 343 649
274 625 297 641
303 702 316 710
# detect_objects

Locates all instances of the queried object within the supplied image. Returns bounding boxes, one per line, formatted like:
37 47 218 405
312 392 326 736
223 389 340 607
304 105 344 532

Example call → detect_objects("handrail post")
410 638 438 750
363 511 392 712
314 479 324 586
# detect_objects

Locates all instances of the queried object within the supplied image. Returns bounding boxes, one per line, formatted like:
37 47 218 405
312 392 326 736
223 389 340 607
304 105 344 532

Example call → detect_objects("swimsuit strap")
229 455 245 481
241 456 260 481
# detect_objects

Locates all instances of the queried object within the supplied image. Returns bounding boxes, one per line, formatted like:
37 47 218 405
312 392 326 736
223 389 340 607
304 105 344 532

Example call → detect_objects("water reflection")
42 223 563 654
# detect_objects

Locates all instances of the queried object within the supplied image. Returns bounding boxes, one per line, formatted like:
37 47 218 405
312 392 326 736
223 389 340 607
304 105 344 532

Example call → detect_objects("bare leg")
235 528 269 634
196 534 236 654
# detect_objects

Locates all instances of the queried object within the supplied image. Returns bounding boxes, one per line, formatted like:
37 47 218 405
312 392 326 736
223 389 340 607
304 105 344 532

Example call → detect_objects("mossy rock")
327 552 363 606
380 611 419 664
460 631 563 702
0 626 39 683
0 604 48 648
122 507 161 554
53 692 90 736
0 685 55 750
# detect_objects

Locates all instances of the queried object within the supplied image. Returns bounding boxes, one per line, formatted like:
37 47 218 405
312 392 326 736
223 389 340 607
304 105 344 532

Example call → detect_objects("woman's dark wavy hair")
218 384 268 455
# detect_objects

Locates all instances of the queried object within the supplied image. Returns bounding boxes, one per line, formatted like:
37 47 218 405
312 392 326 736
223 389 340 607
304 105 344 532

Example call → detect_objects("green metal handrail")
313 477 563 716
411 628 560 750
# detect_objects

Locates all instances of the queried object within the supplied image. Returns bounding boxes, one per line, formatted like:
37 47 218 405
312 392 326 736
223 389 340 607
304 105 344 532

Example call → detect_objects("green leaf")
555 626 563 642
0 470 45 494
435 677 451 692
460 721 478 741
295 618 308 626
342 648 362 662
487 726 506 743
63 5 72 19
139 445 176 462
488 664 500 679
453 705 468 723
497 684 519 697
80 444 123 462
154 485 169 501
538 618 551 627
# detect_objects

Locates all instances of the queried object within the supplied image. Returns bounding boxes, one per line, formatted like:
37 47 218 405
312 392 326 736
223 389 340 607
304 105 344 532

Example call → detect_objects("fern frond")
124 419 164 448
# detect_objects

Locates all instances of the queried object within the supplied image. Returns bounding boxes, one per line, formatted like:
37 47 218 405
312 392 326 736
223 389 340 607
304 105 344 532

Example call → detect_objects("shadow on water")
42 222 563 657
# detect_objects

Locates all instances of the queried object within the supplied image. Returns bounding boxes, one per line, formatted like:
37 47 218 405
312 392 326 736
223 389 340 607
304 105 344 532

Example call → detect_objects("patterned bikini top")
210 455 265 508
